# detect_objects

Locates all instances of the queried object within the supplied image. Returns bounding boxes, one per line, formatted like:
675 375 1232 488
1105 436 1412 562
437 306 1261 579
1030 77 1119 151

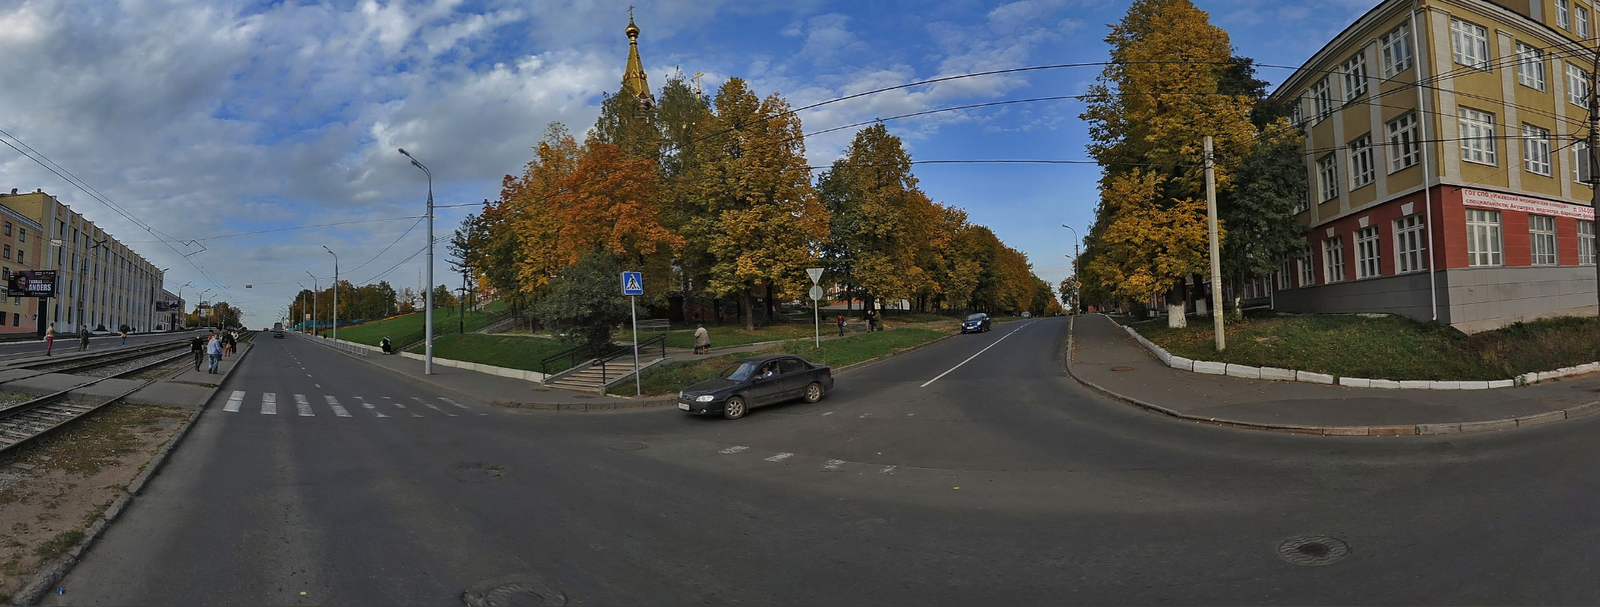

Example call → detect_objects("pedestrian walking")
206 333 223 374
865 310 876 333
78 325 89 351
693 324 711 355
836 314 846 337
44 325 54 356
222 331 236 357
120 329 127 346
191 331 205 371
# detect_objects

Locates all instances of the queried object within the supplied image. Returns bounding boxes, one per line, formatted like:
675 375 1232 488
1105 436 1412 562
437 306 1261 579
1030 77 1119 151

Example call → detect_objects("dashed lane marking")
294 394 314 417
720 445 748 454
822 412 834 416
880 466 897 475
822 459 845 471
223 391 244 413
919 321 1032 388
439 396 486 416
261 393 277 415
764 452 794 462
324 395 352 418
355 397 388 418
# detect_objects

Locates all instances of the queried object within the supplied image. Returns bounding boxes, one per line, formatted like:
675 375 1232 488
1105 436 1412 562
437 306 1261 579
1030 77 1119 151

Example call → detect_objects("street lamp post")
296 282 309 334
1060 224 1080 315
305 271 319 337
78 239 106 333
198 288 213 329
175 280 193 330
324 246 339 343
398 148 436 375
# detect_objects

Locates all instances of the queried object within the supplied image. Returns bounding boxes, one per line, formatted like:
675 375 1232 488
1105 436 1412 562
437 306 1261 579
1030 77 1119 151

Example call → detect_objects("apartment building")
0 203 44 335
1270 0 1600 332
0 189 164 334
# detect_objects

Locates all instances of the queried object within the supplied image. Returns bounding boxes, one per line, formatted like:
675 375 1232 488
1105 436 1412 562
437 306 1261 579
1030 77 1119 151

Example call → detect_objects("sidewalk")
1067 314 1600 435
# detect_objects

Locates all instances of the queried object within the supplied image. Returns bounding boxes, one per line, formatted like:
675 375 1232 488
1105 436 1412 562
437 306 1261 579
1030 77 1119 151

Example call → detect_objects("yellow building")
1270 0 1599 331
0 189 164 334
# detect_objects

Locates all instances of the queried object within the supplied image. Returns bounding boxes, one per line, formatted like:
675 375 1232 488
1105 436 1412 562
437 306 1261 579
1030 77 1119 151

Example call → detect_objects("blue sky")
0 0 1379 328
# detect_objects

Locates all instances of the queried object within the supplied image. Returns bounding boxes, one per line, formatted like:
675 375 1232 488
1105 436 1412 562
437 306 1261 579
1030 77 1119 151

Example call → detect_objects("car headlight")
696 395 715 402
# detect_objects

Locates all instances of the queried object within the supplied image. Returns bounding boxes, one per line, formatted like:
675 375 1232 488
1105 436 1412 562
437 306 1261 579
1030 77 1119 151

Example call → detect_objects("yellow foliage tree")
1084 170 1216 306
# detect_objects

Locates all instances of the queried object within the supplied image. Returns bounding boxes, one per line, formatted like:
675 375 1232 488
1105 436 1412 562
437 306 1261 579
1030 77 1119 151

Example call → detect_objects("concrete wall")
1444 266 1598 332
1274 271 1445 322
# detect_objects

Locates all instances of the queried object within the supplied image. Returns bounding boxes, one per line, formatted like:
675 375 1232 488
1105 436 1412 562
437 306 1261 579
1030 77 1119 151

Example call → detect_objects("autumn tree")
1083 170 1214 323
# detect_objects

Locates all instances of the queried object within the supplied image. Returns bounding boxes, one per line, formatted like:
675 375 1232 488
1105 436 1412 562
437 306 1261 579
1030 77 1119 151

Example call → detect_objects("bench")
636 318 671 332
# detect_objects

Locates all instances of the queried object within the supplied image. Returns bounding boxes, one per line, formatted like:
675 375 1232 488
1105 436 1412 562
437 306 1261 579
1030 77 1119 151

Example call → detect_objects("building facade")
1271 0 1600 332
0 189 164 334
0 204 44 335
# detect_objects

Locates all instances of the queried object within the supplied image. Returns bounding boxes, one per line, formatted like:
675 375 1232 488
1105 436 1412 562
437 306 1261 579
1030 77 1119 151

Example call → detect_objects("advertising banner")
1462 189 1595 220
5 270 56 298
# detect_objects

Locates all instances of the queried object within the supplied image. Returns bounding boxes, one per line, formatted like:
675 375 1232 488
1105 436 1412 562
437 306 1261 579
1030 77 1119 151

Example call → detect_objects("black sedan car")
678 355 834 419
961 312 991 333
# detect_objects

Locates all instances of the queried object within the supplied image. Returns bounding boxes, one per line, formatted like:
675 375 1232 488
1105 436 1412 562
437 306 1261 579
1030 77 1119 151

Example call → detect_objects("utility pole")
1204 136 1226 352
1061 224 1080 315
1589 48 1599 357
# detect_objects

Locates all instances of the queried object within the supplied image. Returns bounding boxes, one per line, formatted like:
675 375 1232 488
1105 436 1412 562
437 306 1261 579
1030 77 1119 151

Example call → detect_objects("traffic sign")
806 267 823 284
621 271 644 296
809 285 824 301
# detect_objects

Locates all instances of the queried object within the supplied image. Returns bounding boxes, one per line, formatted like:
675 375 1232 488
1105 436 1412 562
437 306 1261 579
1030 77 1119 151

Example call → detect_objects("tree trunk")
764 281 775 322
1165 281 1187 329
743 290 755 332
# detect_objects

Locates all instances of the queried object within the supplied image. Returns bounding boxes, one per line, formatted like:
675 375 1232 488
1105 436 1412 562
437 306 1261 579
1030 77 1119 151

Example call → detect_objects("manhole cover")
452 463 505 483
463 576 568 606
1276 535 1350 566
1111 366 1135 372
608 442 647 451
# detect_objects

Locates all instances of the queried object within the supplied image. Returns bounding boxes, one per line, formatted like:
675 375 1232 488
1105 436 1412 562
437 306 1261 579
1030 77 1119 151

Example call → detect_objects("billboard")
155 300 182 312
6 270 57 298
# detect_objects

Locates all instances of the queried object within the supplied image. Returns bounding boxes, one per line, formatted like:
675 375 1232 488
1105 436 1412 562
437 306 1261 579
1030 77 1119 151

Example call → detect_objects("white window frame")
1569 63 1590 107
1466 209 1503 267
1451 18 1491 70
1277 260 1292 290
1291 99 1306 130
1348 134 1375 189
1355 226 1381 279
1343 53 1368 101
1517 43 1546 91
1580 220 1595 265
1380 23 1414 78
1580 6 1591 40
1529 214 1558 266
1523 123 1552 176
1299 242 1316 286
1458 107 1498 165
1310 78 1332 120
1294 188 1310 214
1394 214 1428 274
1559 0 1572 29
1323 237 1346 283
1575 141 1593 184
1386 113 1420 172
1317 154 1340 202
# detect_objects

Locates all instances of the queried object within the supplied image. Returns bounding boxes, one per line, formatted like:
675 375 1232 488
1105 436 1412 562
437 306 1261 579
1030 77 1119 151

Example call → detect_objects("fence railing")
594 334 667 387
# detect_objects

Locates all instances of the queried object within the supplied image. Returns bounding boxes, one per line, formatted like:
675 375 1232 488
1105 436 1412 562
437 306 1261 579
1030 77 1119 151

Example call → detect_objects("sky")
0 0 1382 329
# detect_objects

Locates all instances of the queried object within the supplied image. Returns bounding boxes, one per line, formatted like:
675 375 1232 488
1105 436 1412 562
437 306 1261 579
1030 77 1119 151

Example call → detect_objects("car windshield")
718 361 758 382
966 313 986 321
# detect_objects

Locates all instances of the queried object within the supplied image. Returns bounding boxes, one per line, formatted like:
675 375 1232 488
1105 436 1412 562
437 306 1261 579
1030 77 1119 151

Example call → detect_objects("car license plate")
678 402 690 410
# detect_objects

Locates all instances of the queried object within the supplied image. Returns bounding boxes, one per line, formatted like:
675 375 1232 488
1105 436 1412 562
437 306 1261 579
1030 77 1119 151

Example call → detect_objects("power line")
122 215 424 243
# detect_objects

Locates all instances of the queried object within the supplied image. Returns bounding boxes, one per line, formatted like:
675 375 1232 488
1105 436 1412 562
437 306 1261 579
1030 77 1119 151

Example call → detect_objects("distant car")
678 355 834 419
961 313 991 333
272 322 285 338
1022 311 1032 318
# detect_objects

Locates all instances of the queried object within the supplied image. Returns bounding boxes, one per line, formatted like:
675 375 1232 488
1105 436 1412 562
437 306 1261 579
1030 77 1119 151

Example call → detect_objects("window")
1451 18 1491 70
3 221 9 236
1278 260 1292 290
1530 214 1558 265
1323 237 1346 283
1517 43 1546 90
2 245 8 259
1569 63 1589 106
18 227 24 242
1343 53 1368 101
17 250 23 265
1580 220 1596 265
1395 214 1428 273
1317 154 1340 202
1523 124 1552 175
1559 0 1572 29
1299 242 1316 286
1387 113 1420 172
1466 209 1503 266
1348 134 1375 189
1355 226 1381 279
1575 141 1593 183
1294 189 1310 214
1581 6 1592 39
1458 107 1498 165
1380 23 1414 77
1310 78 1332 120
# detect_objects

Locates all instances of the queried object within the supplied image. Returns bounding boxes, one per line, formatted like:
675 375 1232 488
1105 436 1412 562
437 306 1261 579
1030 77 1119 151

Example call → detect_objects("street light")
1061 224 1079 315
175 280 193 331
296 282 309 334
323 246 339 343
398 147 436 375
198 288 214 329
305 271 319 337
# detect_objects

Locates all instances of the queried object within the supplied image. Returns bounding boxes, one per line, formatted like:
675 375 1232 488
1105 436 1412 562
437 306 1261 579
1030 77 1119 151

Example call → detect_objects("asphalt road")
44 317 1600 605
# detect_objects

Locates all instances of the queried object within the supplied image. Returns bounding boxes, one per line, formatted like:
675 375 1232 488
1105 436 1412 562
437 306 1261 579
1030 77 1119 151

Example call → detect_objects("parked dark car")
961 313 991 333
678 355 834 419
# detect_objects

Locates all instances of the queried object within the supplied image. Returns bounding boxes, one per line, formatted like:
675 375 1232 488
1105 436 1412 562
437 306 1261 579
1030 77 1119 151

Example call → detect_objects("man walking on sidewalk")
836 313 846 337
78 325 89 351
191 331 206 371
206 332 223 374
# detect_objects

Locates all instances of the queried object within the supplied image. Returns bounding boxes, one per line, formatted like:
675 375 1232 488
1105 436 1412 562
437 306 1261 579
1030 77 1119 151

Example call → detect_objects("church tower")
620 9 655 110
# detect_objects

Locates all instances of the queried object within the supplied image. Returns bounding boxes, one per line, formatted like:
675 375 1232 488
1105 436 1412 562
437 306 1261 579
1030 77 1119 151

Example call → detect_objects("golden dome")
626 18 639 39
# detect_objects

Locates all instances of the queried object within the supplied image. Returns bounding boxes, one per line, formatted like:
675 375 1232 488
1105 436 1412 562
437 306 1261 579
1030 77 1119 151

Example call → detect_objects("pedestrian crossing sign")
621 271 644 296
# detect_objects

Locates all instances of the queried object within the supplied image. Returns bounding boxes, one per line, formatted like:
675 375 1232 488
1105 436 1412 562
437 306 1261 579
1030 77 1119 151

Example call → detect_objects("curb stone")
11 340 257 607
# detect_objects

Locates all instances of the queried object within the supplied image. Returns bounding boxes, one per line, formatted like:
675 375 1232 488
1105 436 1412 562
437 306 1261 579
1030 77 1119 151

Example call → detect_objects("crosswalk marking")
822 459 845 471
223 391 244 413
439 396 486 416
413 397 456 417
764 452 793 462
355 396 388 418
262 393 276 415
720 445 748 454
294 394 314 417
324 395 352 418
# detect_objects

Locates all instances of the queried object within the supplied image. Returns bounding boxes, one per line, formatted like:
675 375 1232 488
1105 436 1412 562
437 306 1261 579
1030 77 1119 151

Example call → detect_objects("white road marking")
294 394 314 417
880 466 897 475
223 391 244 413
821 411 834 416
919 322 1032 388
764 452 794 462
355 397 388 418
439 396 486 416
720 445 748 454
324 395 352 418
822 459 845 471
261 393 277 415
859 413 871 418
413 397 456 417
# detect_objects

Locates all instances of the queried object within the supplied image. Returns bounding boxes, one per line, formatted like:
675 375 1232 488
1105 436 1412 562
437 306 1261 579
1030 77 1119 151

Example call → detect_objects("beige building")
0 189 164 334
1270 0 1600 331
0 203 44 335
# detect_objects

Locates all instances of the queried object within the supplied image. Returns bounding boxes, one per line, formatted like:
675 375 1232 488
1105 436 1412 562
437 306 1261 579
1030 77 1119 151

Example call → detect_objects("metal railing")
540 341 625 377
594 334 667 387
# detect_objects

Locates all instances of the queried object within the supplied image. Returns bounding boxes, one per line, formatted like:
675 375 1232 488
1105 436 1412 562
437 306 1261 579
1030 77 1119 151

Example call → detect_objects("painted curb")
1065 320 1600 438
10 340 259 606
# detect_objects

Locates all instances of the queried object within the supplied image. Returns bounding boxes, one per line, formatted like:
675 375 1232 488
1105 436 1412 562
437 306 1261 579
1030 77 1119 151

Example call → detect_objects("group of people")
190 329 239 374
43 325 99 356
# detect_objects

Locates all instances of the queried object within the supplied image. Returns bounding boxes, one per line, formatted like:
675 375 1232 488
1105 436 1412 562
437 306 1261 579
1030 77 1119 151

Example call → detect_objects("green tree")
534 252 630 346
1221 120 1307 283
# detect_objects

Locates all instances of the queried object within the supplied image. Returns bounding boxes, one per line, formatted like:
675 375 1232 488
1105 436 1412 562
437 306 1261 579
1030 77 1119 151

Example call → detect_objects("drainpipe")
1411 0 1440 321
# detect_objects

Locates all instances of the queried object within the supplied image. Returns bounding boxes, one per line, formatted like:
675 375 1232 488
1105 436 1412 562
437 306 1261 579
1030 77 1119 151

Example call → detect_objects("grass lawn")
407 333 573 372
1131 312 1598 381
661 323 818 349
617 326 953 396
333 300 508 346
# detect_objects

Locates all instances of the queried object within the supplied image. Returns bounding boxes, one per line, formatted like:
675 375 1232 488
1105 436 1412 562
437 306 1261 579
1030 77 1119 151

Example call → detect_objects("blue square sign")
621 271 644 296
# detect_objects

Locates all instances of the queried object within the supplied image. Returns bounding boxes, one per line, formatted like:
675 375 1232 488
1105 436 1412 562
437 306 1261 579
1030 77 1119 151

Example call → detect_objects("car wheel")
723 396 748 420
803 382 824 403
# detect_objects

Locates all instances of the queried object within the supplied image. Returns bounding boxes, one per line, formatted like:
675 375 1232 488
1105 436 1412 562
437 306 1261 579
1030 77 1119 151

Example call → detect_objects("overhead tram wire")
345 217 427 275
122 215 425 244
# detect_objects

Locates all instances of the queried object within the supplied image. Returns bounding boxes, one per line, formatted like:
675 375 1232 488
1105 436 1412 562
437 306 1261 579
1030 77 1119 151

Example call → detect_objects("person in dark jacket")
78 325 90 351
190 331 206 371
221 331 236 357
